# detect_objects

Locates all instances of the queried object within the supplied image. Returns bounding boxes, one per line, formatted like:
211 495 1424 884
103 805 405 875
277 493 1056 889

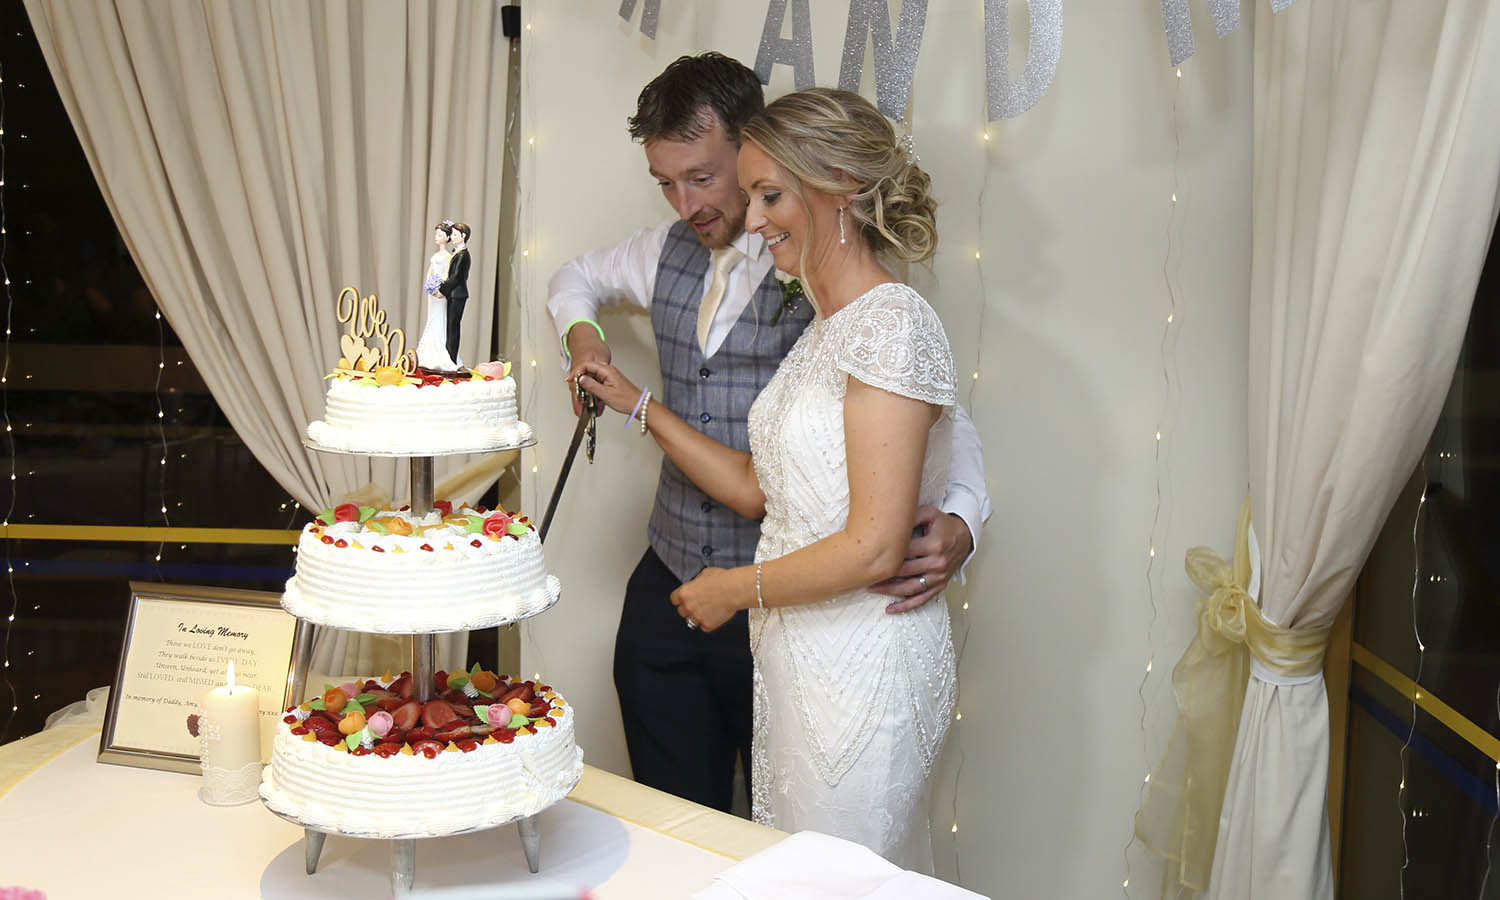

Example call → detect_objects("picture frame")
98 582 303 774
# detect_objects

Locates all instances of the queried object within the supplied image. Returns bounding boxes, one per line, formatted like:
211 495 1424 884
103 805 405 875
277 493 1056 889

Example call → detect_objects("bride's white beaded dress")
746 281 959 871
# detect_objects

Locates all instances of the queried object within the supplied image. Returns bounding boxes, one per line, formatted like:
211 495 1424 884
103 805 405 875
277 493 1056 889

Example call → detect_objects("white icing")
282 521 560 633
307 375 534 453
259 694 582 837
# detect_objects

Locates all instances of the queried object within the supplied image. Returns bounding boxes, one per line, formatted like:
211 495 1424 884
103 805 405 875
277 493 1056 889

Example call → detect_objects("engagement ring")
917 575 928 590
686 618 698 630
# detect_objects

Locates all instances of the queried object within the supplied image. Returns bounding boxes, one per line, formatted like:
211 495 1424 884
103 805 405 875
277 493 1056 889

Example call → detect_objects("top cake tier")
307 367 533 455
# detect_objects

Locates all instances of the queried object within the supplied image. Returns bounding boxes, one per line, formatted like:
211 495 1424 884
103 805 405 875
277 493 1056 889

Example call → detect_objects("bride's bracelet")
626 386 649 429
639 391 652 435
755 563 765 610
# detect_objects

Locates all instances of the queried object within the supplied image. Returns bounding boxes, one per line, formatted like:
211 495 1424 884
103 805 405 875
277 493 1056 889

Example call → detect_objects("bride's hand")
576 362 643 416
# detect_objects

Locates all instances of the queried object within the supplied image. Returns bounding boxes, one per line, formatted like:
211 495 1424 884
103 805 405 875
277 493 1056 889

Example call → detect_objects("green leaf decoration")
447 673 469 690
473 704 491 722
344 698 365 717
464 516 484 534
367 519 389 534
344 730 363 751
507 712 529 730
358 505 378 524
353 693 378 704
506 521 530 537
309 698 326 711
476 689 493 699
470 662 483 677
316 509 335 526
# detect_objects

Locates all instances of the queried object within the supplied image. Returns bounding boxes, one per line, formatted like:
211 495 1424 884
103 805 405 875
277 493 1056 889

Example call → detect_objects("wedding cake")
260 669 582 836
282 501 560 633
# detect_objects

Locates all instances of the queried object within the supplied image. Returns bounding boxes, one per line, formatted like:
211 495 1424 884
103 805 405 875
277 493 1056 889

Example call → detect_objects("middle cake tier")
283 501 561 633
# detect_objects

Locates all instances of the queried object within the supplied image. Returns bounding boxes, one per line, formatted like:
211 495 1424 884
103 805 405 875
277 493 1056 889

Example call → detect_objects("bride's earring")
838 207 847 245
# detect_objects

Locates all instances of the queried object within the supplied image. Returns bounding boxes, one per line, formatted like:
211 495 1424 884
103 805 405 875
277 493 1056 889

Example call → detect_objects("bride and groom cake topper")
416 219 471 373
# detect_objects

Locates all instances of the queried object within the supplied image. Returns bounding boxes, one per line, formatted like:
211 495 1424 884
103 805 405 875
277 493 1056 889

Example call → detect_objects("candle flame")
227 659 236 693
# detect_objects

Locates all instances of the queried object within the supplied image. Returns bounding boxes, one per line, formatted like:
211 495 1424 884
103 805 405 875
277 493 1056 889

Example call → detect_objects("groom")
546 53 992 813
439 222 471 364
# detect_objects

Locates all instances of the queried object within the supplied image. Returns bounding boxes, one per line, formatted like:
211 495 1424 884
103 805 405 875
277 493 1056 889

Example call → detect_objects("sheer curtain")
24 0 511 508
1139 1 1500 897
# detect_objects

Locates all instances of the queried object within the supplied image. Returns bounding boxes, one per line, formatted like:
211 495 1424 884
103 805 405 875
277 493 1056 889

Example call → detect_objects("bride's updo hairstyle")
740 88 937 264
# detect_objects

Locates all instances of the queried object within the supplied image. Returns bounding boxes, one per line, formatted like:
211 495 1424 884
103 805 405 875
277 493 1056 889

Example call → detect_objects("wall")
516 2 1253 896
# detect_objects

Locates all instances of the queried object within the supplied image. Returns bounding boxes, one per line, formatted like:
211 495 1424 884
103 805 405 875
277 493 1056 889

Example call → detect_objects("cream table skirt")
0 727 785 898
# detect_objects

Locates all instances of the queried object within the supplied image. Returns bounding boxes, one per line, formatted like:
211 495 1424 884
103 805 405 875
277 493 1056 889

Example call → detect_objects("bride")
415 221 460 370
578 88 957 871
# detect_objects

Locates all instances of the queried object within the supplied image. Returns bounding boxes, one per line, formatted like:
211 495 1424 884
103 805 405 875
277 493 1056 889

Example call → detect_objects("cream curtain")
24 0 511 508
1139 1 1500 897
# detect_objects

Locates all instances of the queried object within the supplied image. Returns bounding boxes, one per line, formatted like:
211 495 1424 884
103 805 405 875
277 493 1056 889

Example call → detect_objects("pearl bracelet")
639 391 652 435
755 563 765 610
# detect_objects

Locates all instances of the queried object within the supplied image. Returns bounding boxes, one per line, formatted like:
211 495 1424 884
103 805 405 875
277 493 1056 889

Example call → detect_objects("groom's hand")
564 323 611 417
870 505 973 613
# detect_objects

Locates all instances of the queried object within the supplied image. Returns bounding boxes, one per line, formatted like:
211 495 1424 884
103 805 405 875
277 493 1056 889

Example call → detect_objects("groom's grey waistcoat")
647 220 814 583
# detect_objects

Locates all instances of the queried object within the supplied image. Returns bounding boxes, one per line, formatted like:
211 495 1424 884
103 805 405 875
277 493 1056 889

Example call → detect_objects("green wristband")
561 318 606 360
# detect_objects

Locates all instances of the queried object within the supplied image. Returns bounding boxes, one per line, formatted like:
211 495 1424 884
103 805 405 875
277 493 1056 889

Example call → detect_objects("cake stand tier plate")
302 436 536 458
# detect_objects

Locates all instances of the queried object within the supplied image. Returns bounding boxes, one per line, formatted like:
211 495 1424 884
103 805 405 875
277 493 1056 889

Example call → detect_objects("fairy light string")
0 58 19 740
1398 459 1429 899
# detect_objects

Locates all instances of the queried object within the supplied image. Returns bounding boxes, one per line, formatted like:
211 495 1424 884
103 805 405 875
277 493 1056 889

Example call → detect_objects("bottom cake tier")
259 669 582 837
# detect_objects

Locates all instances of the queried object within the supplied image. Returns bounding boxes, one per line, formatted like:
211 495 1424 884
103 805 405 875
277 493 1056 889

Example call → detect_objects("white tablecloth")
0 732 777 899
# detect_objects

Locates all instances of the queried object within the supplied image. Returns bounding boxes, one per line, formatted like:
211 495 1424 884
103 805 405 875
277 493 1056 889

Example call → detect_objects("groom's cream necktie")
697 245 744 355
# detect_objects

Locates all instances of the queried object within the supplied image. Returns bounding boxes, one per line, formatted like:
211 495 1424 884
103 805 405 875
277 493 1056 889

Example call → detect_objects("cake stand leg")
413 633 437 703
410 456 435 516
517 813 541 873
289 619 317 704
303 829 326 875
392 838 416 895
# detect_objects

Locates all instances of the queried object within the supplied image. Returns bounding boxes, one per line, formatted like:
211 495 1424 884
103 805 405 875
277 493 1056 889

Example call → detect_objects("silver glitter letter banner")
985 0 1062 122
838 0 929 120
618 0 661 39
1158 0 1242 67
754 0 816 89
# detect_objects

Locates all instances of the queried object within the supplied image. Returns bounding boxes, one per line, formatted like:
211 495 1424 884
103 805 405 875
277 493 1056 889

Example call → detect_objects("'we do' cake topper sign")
333 286 418 375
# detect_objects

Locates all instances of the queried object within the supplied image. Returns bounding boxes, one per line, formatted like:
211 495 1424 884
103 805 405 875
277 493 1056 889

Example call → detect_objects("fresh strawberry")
536 684 552 694
303 716 337 736
497 684 531 705
362 680 383 693
372 743 403 758
389 674 413 700
456 739 479 753
434 724 472 743
363 688 396 702
412 740 443 758
391 700 421 730
420 700 458 730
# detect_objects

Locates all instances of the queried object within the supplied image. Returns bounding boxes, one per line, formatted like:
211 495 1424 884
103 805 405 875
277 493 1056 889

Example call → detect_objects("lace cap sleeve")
834 283 957 407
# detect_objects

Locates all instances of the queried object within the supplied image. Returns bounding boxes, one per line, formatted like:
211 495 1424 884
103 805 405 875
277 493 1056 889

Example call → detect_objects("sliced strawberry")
350 746 371 756
494 728 516 744
317 732 342 746
391 700 421 730
536 684 552 694
456 739 479 753
362 680 383 693
405 727 435 744
389 674 413 700
440 689 469 705
527 702 550 718
363 688 396 702
470 724 494 737
448 702 474 720
372 743 403 758
497 684 530 705
290 725 309 736
412 740 443 758
434 724 472 743
434 671 449 692
376 697 406 713
282 714 298 724
303 716 337 736
384 727 407 746
421 700 457 730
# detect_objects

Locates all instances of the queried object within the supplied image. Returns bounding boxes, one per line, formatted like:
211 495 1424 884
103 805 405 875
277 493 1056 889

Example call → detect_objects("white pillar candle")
198 660 262 805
